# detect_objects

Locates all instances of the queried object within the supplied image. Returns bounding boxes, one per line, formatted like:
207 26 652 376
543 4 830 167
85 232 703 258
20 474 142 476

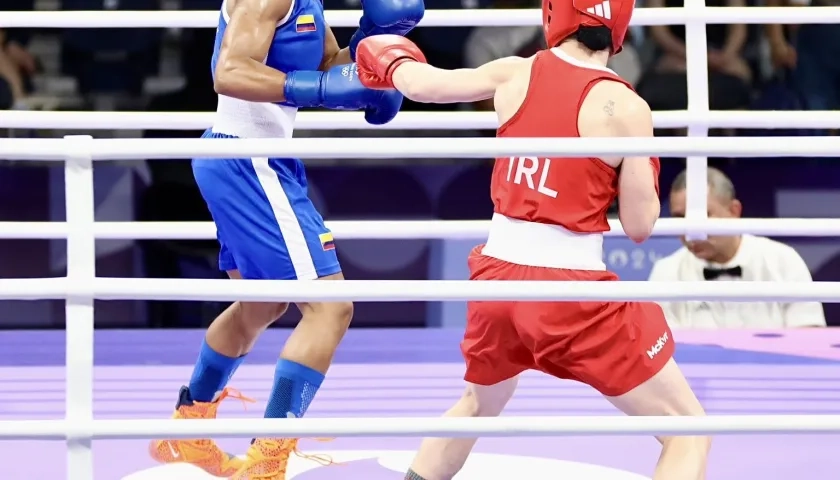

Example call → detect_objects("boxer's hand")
348 0 424 60
357 35 427 89
283 64 403 125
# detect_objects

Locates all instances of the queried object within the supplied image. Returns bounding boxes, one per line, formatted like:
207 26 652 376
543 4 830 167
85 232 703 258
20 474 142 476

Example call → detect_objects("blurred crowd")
0 0 835 330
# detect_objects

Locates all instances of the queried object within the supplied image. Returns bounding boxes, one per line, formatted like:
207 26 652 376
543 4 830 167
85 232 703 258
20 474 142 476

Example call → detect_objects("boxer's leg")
222 157 350 479
407 249 529 480
186 153 309 405
597 303 711 480
259 273 352 424
595 302 709 480
606 358 709 480
149 133 260 477
151 147 348 478
528 269 708 480
407 378 518 480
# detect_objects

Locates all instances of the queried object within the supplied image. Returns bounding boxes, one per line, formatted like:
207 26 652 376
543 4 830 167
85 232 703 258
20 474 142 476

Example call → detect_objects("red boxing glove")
650 157 661 197
356 34 428 89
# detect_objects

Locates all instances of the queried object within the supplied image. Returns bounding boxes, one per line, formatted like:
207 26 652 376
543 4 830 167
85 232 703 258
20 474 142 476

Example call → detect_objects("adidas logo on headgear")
586 1 612 19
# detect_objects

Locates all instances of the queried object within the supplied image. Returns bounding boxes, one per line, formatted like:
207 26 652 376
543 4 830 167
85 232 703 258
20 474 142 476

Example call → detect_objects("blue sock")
187 339 246 402
264 359 324 419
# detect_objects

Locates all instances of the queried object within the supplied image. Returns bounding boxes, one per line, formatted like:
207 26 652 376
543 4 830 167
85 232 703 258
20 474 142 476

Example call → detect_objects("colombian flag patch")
296 14 316 33
319 232 335 251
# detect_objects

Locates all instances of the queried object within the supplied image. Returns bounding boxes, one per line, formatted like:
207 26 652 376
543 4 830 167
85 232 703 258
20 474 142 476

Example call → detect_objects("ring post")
63 135 96 480
683 0 710 241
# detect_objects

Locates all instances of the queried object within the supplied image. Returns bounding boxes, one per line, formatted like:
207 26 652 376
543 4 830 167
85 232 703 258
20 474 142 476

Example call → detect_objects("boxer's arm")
214 0 293 102
611 90 660 243
320 25 353 71
390 56 526 103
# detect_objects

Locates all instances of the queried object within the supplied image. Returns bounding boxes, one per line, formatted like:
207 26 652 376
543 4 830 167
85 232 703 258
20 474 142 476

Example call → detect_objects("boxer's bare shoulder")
578 79 652 167
492 55 537 125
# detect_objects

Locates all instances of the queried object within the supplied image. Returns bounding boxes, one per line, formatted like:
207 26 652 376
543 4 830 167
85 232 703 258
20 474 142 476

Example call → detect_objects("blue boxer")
149 0 423 475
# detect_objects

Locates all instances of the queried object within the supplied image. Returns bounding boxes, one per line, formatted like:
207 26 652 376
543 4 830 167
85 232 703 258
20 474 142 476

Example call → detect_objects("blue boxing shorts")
192 131 341 280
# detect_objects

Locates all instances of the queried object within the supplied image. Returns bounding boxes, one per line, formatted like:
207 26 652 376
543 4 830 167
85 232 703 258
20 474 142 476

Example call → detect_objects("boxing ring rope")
6 277 840 302
5 415 840 441
5 110 840 130
8 218 840 240
5 136 840 160
3 3 840 479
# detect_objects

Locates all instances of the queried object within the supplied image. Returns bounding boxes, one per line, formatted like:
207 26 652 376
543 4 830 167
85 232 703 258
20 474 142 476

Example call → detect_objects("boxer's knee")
236 301 290 333
223 270 290 333
299 300 354 333
460 377 518 417
607 358 709 448
660 434 712 468
296 272 354 336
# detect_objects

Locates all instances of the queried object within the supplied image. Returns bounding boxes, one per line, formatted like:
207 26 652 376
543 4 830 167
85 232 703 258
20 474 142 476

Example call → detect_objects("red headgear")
542 0 634 54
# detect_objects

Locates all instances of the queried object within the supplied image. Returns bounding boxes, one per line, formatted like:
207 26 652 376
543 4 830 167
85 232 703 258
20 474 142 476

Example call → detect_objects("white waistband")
212 95 297 139
482 214 606 270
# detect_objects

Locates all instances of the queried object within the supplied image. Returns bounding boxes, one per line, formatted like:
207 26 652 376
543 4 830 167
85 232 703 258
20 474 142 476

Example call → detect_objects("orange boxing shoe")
149 386 254 477
230 437 333 480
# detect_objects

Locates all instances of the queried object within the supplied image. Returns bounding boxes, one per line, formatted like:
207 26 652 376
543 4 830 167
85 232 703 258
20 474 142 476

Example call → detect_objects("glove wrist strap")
283 70 325 108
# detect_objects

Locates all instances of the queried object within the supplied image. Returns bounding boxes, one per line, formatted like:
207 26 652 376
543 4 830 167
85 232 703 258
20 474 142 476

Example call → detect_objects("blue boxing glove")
347 0 425 60
284 63 402 125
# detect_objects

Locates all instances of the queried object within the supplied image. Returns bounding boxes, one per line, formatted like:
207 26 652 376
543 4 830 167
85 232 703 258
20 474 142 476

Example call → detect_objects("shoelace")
218 387 257 409
293 439 335 467
180 387 257 421
247 438 338 479
174 387 257 460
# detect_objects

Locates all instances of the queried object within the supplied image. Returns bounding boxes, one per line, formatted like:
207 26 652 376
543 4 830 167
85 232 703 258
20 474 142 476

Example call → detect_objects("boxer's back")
482 47 635 270
492 47 634 232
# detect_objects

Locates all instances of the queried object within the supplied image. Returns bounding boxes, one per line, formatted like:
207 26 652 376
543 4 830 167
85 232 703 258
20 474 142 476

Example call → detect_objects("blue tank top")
210 0 327 138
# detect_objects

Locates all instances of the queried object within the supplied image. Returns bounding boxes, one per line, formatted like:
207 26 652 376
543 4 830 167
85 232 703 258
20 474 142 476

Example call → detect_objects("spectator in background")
463 0 544 111
637 0 752 113
649 167 825 329
3 33 37 88
0 0 38 104
464 0 642 112
0 31 27 109
766 0 840 112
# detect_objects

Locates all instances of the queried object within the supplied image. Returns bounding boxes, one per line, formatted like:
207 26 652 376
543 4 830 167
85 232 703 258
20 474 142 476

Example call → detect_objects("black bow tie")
703 266 742 281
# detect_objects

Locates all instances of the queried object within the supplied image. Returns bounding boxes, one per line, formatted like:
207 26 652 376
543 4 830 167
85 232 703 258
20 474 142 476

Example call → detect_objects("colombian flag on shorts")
296 14 316 33
319 232 335 251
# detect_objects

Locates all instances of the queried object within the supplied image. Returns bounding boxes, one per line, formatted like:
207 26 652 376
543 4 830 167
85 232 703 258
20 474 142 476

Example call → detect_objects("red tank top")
491 49 634 234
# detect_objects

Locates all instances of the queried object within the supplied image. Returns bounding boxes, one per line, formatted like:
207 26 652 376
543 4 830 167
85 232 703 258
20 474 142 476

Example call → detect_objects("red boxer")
357 4 710 479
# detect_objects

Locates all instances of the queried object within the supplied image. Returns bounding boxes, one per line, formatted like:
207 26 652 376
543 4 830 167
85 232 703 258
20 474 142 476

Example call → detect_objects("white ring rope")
1 136 838 160
3 110 839 131
3 415 840 440
0 218 839 240
4 278 840 302
0 7 837 28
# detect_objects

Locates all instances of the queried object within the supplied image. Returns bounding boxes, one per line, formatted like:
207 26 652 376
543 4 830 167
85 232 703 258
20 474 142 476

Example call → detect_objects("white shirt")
648 235 826 329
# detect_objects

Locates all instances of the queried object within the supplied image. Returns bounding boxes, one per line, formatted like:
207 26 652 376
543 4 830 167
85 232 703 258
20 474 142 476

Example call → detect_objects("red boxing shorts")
462 245 674 397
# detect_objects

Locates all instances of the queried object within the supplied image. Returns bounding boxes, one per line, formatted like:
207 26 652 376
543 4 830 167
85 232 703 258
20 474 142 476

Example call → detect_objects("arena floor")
1 328 839 479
